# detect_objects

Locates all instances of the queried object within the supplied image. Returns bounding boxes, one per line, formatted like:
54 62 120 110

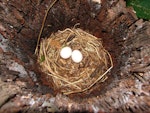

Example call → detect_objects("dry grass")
37 28 113 95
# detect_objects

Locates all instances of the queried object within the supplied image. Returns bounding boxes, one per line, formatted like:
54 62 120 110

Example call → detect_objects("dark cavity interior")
5 0 135 99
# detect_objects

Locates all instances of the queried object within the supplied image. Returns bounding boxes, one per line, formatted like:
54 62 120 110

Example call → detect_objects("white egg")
60 46 72 59
71 50 83 63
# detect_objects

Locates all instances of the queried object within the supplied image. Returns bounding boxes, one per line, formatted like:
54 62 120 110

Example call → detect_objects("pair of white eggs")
60 47 83 63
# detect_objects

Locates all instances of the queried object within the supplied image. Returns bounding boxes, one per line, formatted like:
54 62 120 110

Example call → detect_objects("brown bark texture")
0 0 149 113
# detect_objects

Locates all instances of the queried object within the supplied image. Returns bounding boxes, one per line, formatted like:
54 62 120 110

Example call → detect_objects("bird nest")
37 28 113 95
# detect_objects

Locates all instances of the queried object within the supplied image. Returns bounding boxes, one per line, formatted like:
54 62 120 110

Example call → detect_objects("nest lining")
37 28 113 95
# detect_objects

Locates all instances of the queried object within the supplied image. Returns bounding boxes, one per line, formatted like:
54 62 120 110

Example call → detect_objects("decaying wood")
0 79 19 108
0 0 149 113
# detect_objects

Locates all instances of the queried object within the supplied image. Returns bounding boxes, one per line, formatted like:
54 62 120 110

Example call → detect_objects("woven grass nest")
37 28 113 95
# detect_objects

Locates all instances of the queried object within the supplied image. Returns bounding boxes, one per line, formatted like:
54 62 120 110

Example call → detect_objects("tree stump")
0 0 149 113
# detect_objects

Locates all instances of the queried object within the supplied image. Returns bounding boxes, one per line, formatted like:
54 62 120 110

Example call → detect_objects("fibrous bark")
0 0 149 113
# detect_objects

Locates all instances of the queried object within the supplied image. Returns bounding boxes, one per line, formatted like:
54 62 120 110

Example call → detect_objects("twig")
133 72 146 83
35 0 58 54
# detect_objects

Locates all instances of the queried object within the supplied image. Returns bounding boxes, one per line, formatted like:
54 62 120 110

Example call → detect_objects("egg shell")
71 50 83 63
60 46 72 59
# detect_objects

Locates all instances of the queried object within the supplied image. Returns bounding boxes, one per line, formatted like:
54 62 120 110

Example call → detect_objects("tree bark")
0 0 149 113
